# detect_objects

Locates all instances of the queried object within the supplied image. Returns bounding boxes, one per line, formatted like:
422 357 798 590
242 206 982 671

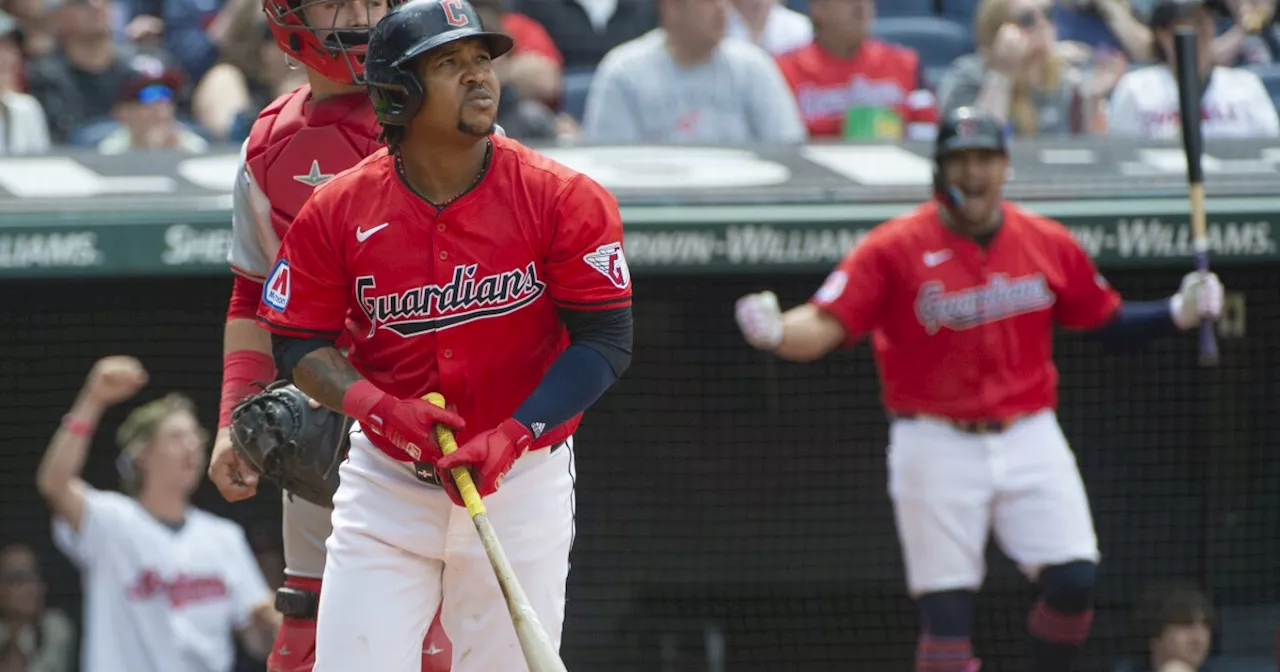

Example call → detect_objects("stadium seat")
560 66 596 123
875 0 934 17
786 0 808 14
939 0 979 26
873 16 974 75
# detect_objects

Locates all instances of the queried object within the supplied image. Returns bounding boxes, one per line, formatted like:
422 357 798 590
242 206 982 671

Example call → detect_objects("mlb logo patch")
264 259 291 311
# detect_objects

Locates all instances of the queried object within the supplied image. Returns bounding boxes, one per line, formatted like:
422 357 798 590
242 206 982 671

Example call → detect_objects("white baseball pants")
888 410 1100 597
313 426 576 672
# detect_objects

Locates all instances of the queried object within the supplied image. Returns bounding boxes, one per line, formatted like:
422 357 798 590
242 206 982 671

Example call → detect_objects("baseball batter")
37 356 280 672
202 0 452 668
254 1 633 670
735 107 1225 672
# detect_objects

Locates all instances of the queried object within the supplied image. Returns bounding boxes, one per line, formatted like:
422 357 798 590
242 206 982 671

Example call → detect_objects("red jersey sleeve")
1052 229 1122 330
255 195 349 339
543 174 632 312
808 231 892 347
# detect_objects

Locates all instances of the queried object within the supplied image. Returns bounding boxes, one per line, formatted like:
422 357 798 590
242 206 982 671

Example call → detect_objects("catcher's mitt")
229 381 353 509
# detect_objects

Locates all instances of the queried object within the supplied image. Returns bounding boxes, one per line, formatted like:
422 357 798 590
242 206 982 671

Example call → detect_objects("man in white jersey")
37 355 281 672
1108 0 1280 138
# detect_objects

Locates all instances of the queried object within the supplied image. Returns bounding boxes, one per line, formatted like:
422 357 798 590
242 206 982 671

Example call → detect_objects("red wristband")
219 349 277 428
61 414 95 438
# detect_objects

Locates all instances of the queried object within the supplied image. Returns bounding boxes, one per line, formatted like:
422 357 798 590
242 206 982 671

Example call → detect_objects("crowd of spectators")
0 0 1277 156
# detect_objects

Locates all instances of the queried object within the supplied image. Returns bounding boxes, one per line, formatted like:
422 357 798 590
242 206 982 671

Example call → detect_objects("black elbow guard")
271 333 335 382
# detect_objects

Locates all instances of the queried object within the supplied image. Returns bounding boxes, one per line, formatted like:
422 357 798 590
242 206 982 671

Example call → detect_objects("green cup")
843 106 904 140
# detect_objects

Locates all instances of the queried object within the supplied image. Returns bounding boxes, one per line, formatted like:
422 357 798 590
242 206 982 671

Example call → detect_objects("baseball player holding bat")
253 0 633 669
735 106 1224 672
203 0 455 667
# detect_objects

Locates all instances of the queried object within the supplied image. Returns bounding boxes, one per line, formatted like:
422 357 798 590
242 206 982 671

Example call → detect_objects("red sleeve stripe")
255 316 344 340
554 297 632 310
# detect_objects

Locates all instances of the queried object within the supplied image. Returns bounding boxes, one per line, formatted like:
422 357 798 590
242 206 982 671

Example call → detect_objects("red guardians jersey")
257 135 632 460
811 201 1121 420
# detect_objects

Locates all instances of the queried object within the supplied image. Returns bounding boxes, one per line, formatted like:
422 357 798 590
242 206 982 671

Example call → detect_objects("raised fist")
735 291 784 351
84 356 149 407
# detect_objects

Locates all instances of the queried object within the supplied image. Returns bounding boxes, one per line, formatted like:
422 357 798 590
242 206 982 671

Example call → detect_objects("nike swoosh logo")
923 250 952 268
356 223 390 242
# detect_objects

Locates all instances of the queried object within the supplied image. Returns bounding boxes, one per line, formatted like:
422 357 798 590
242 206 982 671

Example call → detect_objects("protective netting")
1 267 1276 672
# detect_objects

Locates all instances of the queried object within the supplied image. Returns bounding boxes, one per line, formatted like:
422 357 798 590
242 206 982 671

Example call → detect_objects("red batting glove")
342 380 465 463
435 418 532 502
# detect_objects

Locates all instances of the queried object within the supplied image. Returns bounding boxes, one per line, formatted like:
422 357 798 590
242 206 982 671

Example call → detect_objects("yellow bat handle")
423 393 487 518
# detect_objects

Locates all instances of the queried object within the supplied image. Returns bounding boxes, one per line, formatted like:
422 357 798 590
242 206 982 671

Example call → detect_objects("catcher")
204 0 452 666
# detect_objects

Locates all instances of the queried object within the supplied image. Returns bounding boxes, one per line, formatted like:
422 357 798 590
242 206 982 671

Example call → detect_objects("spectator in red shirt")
474 0 563 107
774 0 937 140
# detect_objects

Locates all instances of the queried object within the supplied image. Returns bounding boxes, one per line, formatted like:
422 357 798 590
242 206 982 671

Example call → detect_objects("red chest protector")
245 86 383 247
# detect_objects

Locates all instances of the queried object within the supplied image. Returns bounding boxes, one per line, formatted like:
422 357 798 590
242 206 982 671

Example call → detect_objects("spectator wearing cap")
582 0 806 143
24 0 181 143
1111 581 1218 672
775 0 935 141
725 0 812 56
96 59 206 153
0 543 75 672
0 10 50 154
937 0 1127 135
1108 0 1279 137
512 0 657 70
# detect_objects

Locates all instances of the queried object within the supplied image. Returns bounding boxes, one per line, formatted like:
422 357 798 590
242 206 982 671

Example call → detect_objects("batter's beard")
457 117 495 137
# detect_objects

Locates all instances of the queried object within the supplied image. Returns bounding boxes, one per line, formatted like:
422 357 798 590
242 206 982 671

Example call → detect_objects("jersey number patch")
584 242 631 289
264 260 291 311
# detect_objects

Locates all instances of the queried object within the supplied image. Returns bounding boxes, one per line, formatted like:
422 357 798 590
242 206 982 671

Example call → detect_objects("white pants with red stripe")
313 426 576 672
888 409 1100 597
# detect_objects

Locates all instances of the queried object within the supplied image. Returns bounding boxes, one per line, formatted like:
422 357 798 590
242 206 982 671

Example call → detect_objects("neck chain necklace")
397 137 492 210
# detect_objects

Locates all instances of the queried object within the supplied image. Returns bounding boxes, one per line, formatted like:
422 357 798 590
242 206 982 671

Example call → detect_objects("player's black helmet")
932 106 1008 209
365 0 514 127
934 106 1007 161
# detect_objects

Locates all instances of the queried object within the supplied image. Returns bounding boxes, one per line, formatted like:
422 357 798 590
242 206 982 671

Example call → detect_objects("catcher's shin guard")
267 576 322 672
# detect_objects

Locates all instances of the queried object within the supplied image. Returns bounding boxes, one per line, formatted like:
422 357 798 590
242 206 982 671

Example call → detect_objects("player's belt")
412 440 566 487
892 413 1020 435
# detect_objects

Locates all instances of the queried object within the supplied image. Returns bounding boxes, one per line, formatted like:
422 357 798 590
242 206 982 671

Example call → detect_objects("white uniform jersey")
226 138 278 282
1107 64 1280 139
53 487 271 672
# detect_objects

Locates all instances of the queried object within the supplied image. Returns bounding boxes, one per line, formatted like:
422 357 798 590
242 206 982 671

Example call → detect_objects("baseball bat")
1172 27 1219 367
424 393 569 672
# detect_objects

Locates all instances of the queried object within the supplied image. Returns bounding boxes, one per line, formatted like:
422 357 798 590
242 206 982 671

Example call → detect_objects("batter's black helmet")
933 106 1008 208
365 0 514 127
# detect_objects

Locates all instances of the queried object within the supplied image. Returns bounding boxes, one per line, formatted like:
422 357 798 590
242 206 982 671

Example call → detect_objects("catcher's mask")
364 0 513 128
263 0 403 84
115 394 208 496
